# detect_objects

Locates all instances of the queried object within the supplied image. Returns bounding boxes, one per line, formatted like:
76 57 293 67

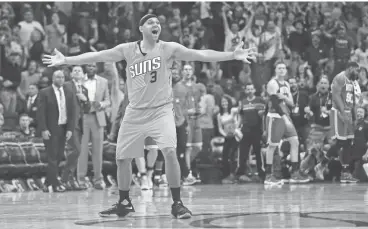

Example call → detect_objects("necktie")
58 88 67 123
27 97 32 110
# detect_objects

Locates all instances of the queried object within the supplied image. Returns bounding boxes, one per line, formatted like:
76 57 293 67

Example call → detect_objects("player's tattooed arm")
331 74 346 113
167 42 256 63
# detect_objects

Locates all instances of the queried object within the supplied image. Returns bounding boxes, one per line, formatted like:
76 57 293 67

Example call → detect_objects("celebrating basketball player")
42 14 256 219
265 61 309 185
328 62 361 183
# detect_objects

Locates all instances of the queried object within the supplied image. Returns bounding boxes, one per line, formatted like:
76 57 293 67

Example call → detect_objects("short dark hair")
245 83 254 88
19 113 29 120
274 60 287 68
29 83 39 89
71 65 84 72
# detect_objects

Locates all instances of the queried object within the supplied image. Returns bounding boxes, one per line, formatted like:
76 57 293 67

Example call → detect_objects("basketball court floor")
1 184 368 229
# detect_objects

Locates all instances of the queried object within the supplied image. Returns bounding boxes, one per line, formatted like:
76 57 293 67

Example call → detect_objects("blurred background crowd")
2 2 368 192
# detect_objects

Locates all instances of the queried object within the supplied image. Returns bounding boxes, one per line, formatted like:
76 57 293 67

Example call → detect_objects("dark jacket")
37 85 76 135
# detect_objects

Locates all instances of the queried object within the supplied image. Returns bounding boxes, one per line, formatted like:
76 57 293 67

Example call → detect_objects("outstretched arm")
43 43 128 66
65 44 126 65
167 41 256 63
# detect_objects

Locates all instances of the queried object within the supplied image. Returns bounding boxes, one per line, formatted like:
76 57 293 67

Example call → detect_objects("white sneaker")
147 171 154 189
140 175 150 191
314 163 325 181
159 174 168 187
183 172 197 186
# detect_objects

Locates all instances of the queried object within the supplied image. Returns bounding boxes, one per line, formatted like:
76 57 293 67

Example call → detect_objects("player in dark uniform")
328 62 361 183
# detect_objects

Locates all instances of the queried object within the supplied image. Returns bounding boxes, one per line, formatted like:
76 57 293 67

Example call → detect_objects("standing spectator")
359 67 368 92
289 77 310 148
351 36 368 70
302 77 332 179
198 85 216 163
221 5 251 81
17 60 41 100
324 25 353 80
18 10 44 46
16 83 39 130
38 76 50 90
0 44 22 130
44 12 67 54
27 28 45 63
217 96 240 184
238 83 265 181
37 70 76 192
357 16 368 48
68 32 88 56
78 63 110 190
62 65 89 190
158 15 172 42
304 34 329 86
287 20 309 57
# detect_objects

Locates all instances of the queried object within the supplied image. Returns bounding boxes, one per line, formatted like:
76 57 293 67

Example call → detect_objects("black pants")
44 124 67 187
176 121 188 177
61 127 82 182
199 128 214 163
238 126 263 175
222 137 239 178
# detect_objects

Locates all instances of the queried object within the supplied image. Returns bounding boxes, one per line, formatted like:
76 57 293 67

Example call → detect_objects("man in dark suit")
37 70 76 192
61 65 90 190
16 83 39 130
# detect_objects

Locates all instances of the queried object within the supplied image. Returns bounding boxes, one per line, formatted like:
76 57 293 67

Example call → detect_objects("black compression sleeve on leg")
270 95 285 116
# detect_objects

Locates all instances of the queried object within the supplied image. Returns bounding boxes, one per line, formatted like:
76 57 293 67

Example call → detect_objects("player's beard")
349 71 359 81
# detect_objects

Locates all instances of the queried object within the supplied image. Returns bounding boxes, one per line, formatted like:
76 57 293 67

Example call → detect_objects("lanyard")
293 91 299 106
319 92 330 107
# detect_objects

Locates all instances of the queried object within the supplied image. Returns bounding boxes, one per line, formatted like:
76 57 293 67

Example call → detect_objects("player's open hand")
233 41 257 64
42 49 66 67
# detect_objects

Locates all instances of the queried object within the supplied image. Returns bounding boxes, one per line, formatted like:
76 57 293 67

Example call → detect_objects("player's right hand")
42 49 66 67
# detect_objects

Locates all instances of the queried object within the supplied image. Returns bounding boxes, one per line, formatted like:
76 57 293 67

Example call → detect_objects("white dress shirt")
52 84 67 125
84 75 97 102
27 94 37 110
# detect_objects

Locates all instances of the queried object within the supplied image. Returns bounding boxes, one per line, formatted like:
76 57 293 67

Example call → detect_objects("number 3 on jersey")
150 71 157 83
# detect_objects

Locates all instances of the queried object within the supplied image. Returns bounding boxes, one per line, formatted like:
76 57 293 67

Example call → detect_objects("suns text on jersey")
128 57 161 78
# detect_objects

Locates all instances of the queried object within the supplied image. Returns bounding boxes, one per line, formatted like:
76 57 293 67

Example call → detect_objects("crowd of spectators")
2 2 368 191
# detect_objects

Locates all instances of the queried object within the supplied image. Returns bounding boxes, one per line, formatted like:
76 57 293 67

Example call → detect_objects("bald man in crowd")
37 70 77 193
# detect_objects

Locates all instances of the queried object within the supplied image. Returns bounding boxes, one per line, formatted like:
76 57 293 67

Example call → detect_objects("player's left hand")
233 41 257 63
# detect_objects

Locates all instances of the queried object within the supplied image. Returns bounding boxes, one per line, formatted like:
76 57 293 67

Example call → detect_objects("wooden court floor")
1 184 368 229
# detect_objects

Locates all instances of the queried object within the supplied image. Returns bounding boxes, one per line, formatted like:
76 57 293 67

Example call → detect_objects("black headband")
139 14 158 26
